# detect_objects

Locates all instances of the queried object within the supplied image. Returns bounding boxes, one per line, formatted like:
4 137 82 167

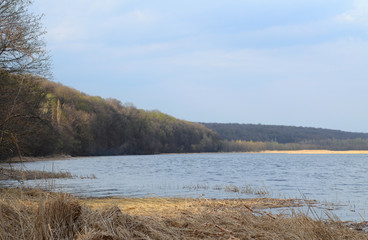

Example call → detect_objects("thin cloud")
336 0 368 26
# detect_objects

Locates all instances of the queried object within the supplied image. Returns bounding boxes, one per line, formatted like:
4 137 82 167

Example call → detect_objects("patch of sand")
261 150 368 154
80 197 306 218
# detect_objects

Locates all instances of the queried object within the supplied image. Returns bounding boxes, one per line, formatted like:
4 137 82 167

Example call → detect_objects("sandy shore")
81 197 307 217
260 150 368 154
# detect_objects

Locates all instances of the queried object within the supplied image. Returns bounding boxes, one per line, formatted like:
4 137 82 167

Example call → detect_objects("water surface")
1 153 368 221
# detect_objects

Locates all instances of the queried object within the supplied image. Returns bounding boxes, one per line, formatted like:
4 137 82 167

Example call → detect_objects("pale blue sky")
32 0 368 132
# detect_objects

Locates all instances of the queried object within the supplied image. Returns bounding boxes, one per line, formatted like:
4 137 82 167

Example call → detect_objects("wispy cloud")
336 0 368 26
36 0 158 45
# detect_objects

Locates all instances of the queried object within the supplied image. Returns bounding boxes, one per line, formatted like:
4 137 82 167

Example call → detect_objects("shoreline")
0 167 73 180
260 150 368 154
4 150 368 163
5 154 73 163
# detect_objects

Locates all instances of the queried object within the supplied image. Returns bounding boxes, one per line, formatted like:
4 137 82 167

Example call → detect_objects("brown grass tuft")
35 194 82 239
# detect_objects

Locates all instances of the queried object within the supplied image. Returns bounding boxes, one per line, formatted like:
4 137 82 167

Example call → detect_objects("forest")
0 71 220 160
202 123 368 143
203 123 368 152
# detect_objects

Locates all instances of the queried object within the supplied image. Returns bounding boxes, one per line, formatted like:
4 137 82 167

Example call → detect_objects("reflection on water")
1 153 368 222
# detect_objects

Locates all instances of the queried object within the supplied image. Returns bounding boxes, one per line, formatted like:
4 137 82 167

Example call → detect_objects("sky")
31 0 368 133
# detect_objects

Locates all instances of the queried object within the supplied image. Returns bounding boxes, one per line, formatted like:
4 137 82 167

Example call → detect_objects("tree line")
203 123 368 152
202 123 368 144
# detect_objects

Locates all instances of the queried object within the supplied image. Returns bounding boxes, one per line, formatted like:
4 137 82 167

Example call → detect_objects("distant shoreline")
4 150 368 163
260 150 368 154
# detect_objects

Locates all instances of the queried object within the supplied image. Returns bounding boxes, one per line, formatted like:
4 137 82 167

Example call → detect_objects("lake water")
1 153 368 222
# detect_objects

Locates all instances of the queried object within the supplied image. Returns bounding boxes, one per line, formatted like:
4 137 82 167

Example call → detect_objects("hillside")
0 71 219 160
202 123 368 143
202 123 368 152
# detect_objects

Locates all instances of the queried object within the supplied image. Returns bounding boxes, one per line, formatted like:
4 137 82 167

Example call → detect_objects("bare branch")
0 0 51 78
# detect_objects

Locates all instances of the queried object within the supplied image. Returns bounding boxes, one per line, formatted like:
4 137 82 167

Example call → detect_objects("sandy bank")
261 150 368 154
81 197 306 217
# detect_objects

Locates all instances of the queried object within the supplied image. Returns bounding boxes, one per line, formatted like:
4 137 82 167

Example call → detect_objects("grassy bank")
0 188 367 239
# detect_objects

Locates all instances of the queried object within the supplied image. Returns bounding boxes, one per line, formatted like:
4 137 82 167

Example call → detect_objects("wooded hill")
0 71 219 160
202 123 368 143
202 123 368 151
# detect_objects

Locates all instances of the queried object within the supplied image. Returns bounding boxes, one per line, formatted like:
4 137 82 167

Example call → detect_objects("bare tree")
0 0 51 77
0 0 51 162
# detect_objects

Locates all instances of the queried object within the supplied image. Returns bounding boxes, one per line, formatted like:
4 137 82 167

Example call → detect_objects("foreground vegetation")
0 188 367 240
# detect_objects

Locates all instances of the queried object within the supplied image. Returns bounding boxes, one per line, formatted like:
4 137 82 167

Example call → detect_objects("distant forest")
1 71 368 161
203 123 368 152
202 123 368 143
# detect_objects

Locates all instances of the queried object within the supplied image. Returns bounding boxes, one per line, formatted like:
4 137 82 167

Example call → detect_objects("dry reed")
0 167 72 181
0 188 367 240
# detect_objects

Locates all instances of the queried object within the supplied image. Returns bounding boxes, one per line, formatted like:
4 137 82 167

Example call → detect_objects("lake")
1 153 368 222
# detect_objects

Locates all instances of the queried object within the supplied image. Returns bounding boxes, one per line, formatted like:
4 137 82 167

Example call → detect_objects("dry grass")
6 154 72 163
0 188 367 240
0 167 72 181
223 184 270 196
